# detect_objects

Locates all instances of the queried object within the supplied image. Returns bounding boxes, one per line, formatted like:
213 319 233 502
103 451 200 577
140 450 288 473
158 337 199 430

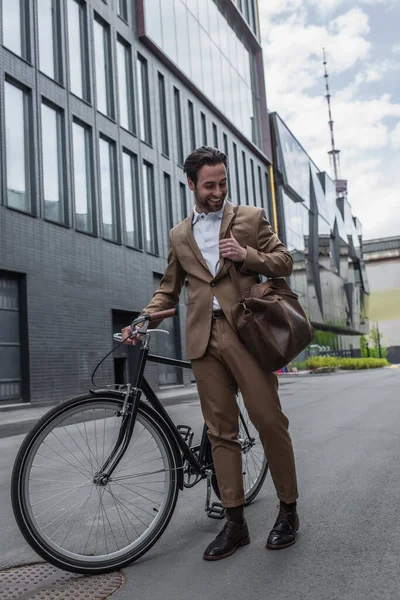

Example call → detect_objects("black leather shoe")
266 505 299 550
203 518 250 561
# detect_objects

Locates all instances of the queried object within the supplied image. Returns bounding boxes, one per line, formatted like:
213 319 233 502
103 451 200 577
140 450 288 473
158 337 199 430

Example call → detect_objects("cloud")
260 2 400 239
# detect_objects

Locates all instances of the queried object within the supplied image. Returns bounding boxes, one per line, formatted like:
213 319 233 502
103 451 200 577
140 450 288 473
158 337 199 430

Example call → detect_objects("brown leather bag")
228 208 315 372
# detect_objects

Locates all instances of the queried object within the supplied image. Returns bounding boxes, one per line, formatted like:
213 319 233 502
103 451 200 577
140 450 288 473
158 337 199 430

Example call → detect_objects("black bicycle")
11 309 268 574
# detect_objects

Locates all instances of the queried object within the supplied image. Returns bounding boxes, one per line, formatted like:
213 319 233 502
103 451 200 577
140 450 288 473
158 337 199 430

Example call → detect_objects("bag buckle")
240 301 252 317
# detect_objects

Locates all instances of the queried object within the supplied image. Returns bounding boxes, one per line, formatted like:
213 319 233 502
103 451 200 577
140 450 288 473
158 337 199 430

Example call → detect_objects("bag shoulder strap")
225 206 242 300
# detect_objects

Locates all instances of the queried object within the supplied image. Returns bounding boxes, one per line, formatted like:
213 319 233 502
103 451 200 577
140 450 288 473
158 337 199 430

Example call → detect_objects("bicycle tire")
210 392 269 505
11 393 180 574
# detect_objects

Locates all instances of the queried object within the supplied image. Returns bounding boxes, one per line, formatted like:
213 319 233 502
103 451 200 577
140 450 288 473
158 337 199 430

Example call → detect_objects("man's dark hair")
183 146 228 185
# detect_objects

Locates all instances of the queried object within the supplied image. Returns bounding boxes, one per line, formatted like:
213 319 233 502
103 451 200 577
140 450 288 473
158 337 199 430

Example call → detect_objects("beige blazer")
142 201 293 360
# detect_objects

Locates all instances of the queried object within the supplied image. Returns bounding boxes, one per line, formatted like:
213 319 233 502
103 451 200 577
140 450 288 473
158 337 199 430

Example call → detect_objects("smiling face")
188 163 228 214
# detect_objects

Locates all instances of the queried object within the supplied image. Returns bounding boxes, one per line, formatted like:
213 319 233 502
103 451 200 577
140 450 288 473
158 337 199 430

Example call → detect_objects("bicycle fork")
92 385 141 486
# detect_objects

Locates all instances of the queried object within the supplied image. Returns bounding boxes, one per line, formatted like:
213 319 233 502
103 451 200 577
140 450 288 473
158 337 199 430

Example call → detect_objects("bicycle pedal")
207 502 226 520
177 424 194 445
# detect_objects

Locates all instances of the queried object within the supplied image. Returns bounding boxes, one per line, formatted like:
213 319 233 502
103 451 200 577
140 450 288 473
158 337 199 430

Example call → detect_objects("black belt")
212 309 226 319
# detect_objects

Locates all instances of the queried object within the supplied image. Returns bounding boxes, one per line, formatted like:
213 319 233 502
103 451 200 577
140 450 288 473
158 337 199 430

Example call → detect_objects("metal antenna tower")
323 47 347 197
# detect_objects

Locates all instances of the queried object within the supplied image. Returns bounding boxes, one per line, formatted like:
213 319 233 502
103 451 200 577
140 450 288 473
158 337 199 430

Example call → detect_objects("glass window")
200 29 214 100
94 16 114 118
233 142 240 204
242 151 249 205
282 191 308 253
212 123 218 148
179 182 187 219
37 0 60 81
188 100 196 151
137 54 152 144
99 137 118 241
2 0 29 59
117 37 135 132
144 0 162 47
164 173 174 236
250 159 256 206
160 0 177 64
142 162 158 255
201 112 207 146
175 0 191 78
187 13 203 91
223 133 231 198
41 103 65 223
67 0 89 100
174 87 184 166
258 165 263 209
197 0 209 32
158 73 169 156
118 0 128 21
275 116 310 208
4 81 32 213
72 121 94 234
122 150 141 248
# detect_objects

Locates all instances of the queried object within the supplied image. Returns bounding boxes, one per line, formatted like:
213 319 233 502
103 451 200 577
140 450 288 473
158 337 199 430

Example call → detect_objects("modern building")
0 0 274 406
363 237 400 363
0 0 372 408
270 113 370 356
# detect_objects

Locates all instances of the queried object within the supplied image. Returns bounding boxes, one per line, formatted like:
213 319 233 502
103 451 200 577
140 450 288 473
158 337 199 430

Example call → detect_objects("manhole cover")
0 563 125 599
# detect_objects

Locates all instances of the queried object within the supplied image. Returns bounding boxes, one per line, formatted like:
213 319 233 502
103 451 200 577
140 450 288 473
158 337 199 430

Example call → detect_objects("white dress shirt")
192 203 225 311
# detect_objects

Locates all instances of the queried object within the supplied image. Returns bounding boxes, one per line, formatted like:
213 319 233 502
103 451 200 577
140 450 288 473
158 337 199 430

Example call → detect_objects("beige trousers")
191 317 298 508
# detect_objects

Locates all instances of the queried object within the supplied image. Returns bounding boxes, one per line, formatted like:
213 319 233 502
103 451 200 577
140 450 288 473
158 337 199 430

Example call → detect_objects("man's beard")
194 189 225 213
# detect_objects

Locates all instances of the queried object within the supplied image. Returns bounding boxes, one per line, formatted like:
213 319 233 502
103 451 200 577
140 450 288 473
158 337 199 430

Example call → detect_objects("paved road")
1 369 400 599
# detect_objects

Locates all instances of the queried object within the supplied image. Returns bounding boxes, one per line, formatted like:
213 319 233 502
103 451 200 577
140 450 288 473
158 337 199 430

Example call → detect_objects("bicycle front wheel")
11 394 180 574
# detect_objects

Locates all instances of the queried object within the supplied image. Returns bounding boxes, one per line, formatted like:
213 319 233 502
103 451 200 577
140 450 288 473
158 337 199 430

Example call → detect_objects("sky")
258 0 400 241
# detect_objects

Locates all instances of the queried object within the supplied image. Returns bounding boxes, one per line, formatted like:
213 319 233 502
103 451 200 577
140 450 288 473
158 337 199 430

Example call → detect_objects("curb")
0 387 200 440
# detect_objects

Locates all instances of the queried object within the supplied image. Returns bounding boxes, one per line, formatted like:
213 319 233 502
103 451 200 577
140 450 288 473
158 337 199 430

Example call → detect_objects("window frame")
93 14 115 119
117 0 128 22
40 100 67 225
66 0 90 102
2 0 31 61
200 112 207 146
142 161 158 255
122 149 142 249
72 118 95 235
188 100 196 151
233 142 241 204
37 0 63 83
99 135 119 242
137 53 152 145
242 151 249 205
174 87 184 166
158 72 170 157
116 36 135 133
4 79 34 215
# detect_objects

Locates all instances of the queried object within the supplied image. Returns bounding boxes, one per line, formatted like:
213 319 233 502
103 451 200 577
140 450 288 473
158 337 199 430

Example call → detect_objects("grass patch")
306 357 390 371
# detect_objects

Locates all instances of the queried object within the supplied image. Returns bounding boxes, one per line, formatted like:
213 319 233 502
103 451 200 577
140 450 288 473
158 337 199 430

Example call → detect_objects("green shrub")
291 361 308 371
306 356 390 371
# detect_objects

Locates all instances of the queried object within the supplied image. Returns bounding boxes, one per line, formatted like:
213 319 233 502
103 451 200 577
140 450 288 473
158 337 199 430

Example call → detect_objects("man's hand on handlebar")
121 308 178 346
121 324 142 345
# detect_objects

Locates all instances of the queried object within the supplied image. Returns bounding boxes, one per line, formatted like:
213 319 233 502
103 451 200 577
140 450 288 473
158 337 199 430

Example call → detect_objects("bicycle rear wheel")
11 394 180 574
211 391 268 505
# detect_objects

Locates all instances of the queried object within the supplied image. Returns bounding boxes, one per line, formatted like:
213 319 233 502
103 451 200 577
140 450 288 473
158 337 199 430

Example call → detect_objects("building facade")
363 237 400 363
0 0 274 406
270 113 370 357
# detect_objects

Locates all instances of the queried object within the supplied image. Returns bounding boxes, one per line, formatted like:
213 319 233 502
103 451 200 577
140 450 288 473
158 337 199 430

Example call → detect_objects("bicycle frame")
92 342 211 483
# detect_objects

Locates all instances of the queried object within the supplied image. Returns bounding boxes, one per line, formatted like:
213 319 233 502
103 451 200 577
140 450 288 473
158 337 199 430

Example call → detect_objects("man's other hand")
219 232 247 262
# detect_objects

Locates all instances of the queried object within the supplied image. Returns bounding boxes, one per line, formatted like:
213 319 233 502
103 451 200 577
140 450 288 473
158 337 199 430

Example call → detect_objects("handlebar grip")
147 308 178 322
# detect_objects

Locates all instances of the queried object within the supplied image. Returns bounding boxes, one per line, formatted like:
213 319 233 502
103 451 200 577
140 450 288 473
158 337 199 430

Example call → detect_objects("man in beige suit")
122 147 299 560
